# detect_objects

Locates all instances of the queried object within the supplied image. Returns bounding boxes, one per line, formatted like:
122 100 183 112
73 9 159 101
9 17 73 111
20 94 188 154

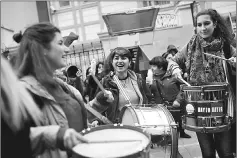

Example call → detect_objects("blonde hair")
1 57 42 132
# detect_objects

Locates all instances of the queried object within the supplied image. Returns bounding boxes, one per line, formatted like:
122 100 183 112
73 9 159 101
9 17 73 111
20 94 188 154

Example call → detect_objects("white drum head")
73 127 150 158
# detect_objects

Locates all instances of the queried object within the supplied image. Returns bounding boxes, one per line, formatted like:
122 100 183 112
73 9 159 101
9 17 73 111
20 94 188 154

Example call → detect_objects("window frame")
58 1 71 9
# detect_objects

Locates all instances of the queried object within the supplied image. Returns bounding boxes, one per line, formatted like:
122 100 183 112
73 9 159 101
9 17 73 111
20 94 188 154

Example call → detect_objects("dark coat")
150 72 184 105
1 118 34 158
88 70 152 123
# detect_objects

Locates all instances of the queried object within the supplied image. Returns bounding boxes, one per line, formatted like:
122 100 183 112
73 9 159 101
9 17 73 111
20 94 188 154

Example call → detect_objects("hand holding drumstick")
90 59 114 103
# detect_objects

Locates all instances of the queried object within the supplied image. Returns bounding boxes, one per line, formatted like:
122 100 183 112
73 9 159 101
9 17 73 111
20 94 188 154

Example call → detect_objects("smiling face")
196 14 216 40
165 53 174 61
46 32 69 70
112 54 131 74
97 63 104 74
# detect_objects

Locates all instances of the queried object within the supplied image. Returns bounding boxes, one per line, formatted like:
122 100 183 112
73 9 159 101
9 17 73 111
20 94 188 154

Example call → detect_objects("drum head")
73 125 150 158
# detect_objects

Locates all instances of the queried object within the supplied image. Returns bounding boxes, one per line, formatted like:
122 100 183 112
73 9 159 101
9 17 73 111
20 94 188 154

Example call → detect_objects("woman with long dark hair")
174 9 236 158
12 22 90 158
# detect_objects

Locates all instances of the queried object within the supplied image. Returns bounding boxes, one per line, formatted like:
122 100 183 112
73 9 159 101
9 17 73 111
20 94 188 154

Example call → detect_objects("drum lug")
201 87 204 100
170 122 178 128
225 91 229 97
201 127 207 133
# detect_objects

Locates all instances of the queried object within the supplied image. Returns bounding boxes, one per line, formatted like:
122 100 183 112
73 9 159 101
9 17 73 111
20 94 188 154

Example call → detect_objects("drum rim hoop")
81 124 151 140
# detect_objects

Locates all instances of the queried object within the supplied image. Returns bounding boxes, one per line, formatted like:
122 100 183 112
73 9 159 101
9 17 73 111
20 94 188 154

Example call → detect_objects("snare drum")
119 104 178 158
181 83 233 133
73 124 150 158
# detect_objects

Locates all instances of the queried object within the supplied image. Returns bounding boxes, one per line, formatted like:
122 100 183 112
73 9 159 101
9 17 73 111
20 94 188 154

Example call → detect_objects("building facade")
1 1 235 77
1 1 50 54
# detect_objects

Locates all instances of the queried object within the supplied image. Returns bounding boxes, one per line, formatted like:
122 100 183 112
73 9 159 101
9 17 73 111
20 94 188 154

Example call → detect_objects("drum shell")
181 83 232 133
119 104 178 158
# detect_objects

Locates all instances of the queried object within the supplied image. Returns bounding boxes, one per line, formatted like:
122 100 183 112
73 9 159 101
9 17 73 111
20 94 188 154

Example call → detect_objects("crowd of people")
1 8 236 158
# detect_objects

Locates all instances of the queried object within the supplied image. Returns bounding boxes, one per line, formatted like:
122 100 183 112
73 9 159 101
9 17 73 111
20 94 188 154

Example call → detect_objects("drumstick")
177 76 191 86
87 139 142 144
90 59 107 94
91 74 107 94
203 53 229 61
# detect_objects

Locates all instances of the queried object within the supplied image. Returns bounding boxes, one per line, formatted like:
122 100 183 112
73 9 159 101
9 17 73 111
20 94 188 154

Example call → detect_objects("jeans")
196 130 234 158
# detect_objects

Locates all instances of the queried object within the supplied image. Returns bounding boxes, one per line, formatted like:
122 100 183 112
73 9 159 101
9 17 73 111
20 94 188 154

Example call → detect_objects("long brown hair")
13 22 61 90
1 58 42 132
195 9 232 45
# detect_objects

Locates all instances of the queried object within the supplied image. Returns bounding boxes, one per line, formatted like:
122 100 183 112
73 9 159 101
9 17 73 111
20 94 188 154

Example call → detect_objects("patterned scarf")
186 34 226 85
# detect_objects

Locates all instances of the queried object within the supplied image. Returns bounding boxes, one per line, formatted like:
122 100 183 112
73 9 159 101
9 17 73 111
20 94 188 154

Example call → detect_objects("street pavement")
150 130 203 158
149 130 237 158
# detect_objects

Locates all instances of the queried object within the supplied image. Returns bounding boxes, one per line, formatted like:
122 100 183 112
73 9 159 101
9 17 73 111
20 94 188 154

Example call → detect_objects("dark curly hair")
103 47 132 75
194 9 232 45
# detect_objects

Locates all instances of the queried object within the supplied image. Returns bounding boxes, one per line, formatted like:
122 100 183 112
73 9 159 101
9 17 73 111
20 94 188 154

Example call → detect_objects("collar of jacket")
105 69 144 104
20 75 56 102
20 76 69 120
154 70 172 81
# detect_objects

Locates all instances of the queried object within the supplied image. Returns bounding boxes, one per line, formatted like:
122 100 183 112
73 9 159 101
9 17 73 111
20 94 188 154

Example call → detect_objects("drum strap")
223 59 235 118
112 74 132 105
117 106 129 123
154 79 166 104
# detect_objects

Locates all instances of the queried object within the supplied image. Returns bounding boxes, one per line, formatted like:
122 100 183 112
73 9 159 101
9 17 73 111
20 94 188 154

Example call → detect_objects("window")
143 1 152 7
143 1 170 7
61 28 77 38
57 12 74 27
52 16 56 24
74 1 79 6
82 7 99 23
59 1 70 8
80 1 96 5
154 1 170 5
85 24 101 40
77 27 83 42
76 10 81 24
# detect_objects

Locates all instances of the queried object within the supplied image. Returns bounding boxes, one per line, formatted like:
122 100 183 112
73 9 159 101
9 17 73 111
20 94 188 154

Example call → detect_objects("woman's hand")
95 90 114 104
63 129 88 150
228 57 236 67
104 90 114 102
172 100 180 107
76 70 82 77
90 120 99 128
146 69 153 85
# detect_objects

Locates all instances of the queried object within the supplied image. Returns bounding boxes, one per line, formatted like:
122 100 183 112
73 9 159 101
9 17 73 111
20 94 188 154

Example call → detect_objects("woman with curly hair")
174 9 236 158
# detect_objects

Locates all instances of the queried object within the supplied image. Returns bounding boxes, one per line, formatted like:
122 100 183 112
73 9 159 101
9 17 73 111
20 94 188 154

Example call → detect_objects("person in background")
83 62 105 102
95 61 105 81
13 22 91 158
83 66 96 102
166 45 188 80
167 44 178 56
147 56 191 139
174 9 236 158
65 66 85 97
